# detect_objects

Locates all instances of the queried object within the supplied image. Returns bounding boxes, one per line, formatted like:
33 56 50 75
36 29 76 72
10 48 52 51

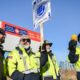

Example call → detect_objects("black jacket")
0 45 6 80
68 40 79 63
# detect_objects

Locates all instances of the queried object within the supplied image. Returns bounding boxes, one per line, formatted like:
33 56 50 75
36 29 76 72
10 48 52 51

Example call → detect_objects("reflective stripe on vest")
16 47 40 73
23 68 40 74
20 54 28 70
16 47 28 69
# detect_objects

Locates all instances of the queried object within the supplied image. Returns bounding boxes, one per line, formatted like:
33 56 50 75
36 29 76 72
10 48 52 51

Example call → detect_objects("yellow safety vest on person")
41 54 59 80
74 46 80 71
7 46 40 77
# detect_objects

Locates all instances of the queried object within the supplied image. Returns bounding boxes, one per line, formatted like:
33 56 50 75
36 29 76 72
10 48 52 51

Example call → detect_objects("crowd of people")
0 28 80 80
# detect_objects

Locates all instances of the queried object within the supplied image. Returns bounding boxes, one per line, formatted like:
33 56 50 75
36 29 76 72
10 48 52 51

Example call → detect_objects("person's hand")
68 40 77 52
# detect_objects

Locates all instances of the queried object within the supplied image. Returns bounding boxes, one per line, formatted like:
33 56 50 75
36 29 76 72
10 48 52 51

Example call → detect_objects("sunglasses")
0 32 5 35
21 39 31 43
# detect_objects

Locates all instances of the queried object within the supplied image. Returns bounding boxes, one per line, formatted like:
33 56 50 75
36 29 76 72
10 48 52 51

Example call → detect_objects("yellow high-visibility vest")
41 54 59 79
8 47 40 76
74 46 80 71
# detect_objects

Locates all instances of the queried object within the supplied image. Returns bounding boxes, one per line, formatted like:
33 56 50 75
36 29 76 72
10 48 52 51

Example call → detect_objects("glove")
11 70 24 80
68 40 77 52
68 40 79 63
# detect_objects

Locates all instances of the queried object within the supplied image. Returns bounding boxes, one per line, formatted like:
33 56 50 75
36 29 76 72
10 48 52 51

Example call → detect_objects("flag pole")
40 23 44 45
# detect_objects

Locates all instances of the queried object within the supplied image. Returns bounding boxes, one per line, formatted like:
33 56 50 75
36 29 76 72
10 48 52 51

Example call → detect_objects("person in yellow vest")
0 28 6 80
7 35 40 80
40 40 59 80
68 34 80 80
